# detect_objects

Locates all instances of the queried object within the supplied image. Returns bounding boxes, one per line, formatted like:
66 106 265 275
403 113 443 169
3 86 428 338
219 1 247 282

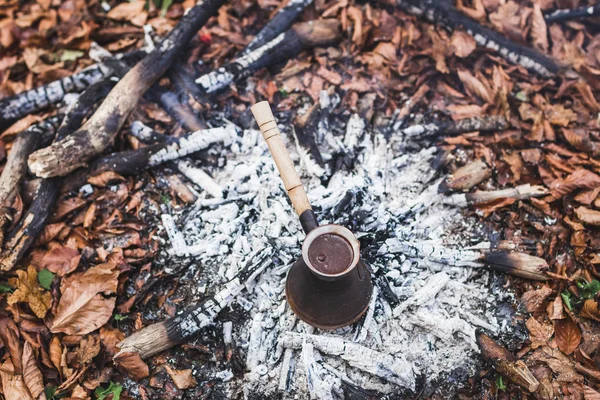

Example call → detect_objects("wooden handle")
251 101 311 216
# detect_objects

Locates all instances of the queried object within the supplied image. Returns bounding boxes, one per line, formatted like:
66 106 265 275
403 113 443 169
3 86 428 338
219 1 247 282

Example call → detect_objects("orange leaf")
22 342 44 399
581 300 600 323
555 318 581 355
164 364 197 389
114 352 149 381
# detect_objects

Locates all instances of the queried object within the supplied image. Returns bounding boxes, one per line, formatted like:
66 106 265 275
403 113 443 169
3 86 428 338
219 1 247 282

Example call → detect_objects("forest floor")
1 0 600 399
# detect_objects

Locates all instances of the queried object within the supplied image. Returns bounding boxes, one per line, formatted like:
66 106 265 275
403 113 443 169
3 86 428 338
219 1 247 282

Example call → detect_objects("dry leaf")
0 359 34 400
530 4 548 53
581 300 600 323
450 31 476 58
575 206 600 227
521 286 552 313
164 364 197 389
526 317 554 349
544 104 578 126
548 295 565 320
99 326 125 356
49 336 62 373
7 266 52 318
22 342 45 399
48 263 119 335
0 317 23 374
87 171 126 187
555 318 582 355
40 245 81 276
114 352 149 381
107 1 146 23
457 69 492 103
77 335 101 366
551 169 600 198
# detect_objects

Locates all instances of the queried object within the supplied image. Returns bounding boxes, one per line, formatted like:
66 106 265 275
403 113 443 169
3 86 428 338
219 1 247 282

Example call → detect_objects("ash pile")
157 97 513 398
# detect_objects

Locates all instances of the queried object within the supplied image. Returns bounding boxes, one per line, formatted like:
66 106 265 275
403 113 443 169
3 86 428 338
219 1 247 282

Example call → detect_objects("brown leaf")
529 346 583 383
550 169 600 198
450 31 476 58
521 286 552 313
584 385 600 400
164 364 197 389
107 0 147 26
530 4 548 53
40 245 81 276
526 317 553 349
581 300 600 323
0 359 34 400
22 342 45 399
0 317 23 374
87 171 126 187
562 129 598 154
7 266 52 319
48 263 119 335
99 326 125 356
548 295 565 320
49 336 62 373
457 69 492 103
555 318 582 355
114 352 149 381
77 335 101 366
544 104 578 126
317 66 342 85
575 206 600 227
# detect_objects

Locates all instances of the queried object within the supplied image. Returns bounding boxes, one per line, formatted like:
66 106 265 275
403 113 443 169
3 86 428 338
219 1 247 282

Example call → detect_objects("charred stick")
0 79 115 272
243 0 314 54
28 0 226 178
402 116 508 139
130 121 177 144
438 159 491 193
476 332 540 392
0 118 61 247
0 52 141 131
116 254 271 359
63 125 236 193
396 0 561 76
484 251 549 281
294 103 325 172
443 184 548 207
145 86 204 132
545 4 600 23
196 20 341 94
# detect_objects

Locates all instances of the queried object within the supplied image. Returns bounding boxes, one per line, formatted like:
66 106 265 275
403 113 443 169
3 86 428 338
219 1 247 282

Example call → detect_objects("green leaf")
95 382 123 400
45 385 57 399
0 283 14 293
38 269 55 290
515 91 529 102
577 279 600 300
161 194 170 205
160 0 173 17
60 49 85 62
114 314 128 321
561 291 573 311
496 374 506 391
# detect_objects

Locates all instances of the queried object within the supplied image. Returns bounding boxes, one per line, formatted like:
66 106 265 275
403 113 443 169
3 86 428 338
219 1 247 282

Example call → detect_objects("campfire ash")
157 97 513 397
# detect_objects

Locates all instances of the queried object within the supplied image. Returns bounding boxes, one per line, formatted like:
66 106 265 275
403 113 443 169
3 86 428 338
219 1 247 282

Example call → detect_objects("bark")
196 19 341 94
243 0 314 54
396 0 561 77
116 254 270 359
28 0 226 178
0 79 114 272
545 4 600 23
0 52 141 131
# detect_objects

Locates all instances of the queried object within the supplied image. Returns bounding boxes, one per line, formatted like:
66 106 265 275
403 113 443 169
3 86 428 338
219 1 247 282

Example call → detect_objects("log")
28 0 226 178
0 79 115 272
545 4 600 23
243 0 314 54
396 0 561 77
196 19 341 94
0 52 141 131
116 253 271 359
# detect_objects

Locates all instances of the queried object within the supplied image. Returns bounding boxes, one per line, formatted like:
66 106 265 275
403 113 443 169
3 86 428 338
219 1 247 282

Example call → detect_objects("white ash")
161 114 510 397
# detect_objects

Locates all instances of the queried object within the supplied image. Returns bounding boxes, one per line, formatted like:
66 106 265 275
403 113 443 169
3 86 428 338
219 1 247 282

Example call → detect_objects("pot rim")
301 224 360 279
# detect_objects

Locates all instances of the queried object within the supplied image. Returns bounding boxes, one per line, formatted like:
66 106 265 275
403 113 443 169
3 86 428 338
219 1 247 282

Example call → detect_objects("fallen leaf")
40 245 81 276
0 317 23 373
575 206 600 227
0 359 34 400
164 364 197 389
544 104 578 126
548 295 565 320
49 336 62 373
48 263 119 335
457 69 492 103
526 317 554 349
7 266 52 318
555 318 582 355
100 326 125 356
22 341 45 399
450 31 476 58
114 352 149 381
530 4 548 53
107 0 146 24
521 286 553 313
87 171 126 187
551 169 600 198
581 300 600 323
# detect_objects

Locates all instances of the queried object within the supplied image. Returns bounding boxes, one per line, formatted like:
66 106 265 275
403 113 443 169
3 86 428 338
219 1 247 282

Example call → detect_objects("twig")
243 0 314 54
443 184 548 207
545 4 600 23
196 20 341 94
401 116 508 139
396 0 561 76
116 253 271 359
28 0 226 178
0 52 141 130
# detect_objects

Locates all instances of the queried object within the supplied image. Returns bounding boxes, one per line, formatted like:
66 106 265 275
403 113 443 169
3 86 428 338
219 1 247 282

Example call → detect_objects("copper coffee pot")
251 101 373 329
